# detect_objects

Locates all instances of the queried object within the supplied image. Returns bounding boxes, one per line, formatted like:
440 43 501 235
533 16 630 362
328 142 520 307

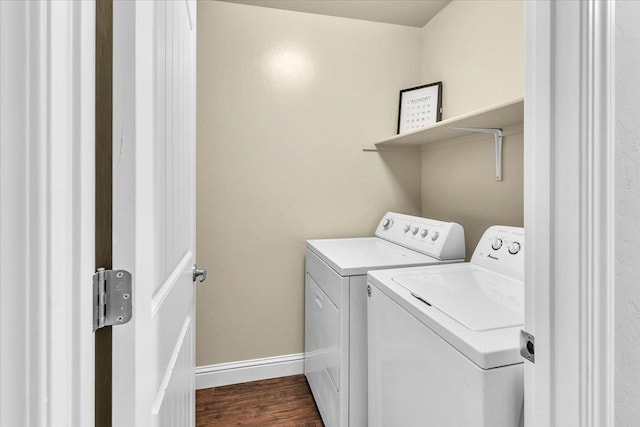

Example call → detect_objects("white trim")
0 1 95 426
196 353 305 390
579 3 615 425
524 1 615 426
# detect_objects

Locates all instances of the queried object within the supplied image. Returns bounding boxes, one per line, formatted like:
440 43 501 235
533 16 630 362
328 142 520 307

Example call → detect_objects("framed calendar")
397 82 443 134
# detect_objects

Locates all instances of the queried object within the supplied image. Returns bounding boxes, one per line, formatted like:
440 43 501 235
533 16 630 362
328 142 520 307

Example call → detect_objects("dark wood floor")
196 375 324 426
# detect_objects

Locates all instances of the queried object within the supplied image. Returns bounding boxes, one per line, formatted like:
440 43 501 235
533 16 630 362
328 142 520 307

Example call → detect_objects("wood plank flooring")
196 375 324 426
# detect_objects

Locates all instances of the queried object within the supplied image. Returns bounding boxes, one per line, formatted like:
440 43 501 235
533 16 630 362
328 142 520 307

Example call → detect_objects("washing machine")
367 225 525 427
305 212 466 427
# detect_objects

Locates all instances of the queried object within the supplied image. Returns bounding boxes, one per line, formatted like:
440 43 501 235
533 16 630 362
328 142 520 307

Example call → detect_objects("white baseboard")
195 353 305 390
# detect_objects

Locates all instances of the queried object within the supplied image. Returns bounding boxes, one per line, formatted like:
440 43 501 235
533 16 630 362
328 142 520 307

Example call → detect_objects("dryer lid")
392 266 523 331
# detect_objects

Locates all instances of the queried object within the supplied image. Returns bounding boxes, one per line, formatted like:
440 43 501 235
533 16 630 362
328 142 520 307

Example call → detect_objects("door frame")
0 1 95 426
524 1 615 426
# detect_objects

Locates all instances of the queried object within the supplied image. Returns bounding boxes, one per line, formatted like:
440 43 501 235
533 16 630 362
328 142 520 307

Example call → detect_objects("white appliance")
367 225 525 427
305 212 466 427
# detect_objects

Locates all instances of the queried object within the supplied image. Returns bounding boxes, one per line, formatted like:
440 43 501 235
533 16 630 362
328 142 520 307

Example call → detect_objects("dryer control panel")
375 212 465 261
471 226 524 281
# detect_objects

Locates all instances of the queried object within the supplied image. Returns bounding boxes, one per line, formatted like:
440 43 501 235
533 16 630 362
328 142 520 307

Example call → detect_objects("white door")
111 1 198 426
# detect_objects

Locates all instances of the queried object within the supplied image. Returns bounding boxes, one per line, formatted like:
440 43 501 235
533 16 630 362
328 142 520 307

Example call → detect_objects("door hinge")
93 268 133 331
520 330 535 363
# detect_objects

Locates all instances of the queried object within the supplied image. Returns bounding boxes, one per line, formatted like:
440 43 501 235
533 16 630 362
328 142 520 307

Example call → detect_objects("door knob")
193 265 207 283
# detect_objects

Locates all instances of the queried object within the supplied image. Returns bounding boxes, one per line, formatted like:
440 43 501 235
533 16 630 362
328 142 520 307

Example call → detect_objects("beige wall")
420 0 524 120
421 134 524 260
196 1 423 365
420 0 524 259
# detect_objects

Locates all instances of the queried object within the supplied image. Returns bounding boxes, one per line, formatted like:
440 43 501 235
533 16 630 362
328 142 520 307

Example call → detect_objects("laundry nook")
1 0 635 426
195 0 527 425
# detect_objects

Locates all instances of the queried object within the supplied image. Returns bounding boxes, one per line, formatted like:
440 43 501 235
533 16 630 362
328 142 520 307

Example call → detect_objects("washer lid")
306 237 445 276
392 267 523 331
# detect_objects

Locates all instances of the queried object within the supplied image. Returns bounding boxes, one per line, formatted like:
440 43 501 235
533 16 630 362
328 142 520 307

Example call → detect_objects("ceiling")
216 0 451 28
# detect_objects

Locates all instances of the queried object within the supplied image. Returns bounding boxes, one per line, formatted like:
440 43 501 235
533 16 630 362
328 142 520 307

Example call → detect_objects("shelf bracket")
451 127 503 182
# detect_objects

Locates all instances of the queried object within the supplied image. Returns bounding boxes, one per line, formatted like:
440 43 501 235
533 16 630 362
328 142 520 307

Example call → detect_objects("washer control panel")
471 226 525 281
374 212 465 261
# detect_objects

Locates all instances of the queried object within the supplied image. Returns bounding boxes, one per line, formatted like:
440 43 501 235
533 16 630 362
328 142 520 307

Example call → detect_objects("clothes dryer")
305 212 466 427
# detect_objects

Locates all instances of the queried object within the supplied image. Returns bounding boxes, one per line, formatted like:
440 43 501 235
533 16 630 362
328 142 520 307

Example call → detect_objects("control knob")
491 237 503 250
421 229 428 238
411 226 419 235
508 241 521 255
382 218 394 229
403 225 411 233
431 231 440 241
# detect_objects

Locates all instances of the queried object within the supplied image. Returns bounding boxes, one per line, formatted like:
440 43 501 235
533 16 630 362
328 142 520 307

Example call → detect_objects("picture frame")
397 82 443 134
